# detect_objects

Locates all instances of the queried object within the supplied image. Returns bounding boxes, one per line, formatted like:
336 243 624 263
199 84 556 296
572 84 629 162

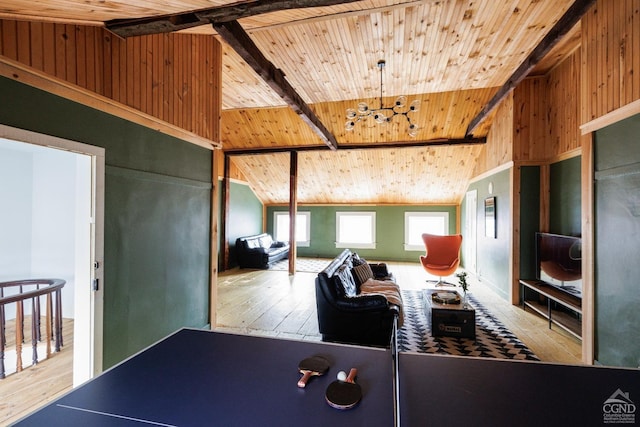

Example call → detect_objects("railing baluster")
0 300 5 379
31 297 38 366
0 287 5 349
35 285 41 342
0 279 66 379
46 293 52 357
55 289 63 351
16 301 23 373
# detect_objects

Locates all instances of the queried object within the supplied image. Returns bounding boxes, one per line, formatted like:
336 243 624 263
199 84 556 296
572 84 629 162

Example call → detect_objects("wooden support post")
221 154 231 271
289 151 298 275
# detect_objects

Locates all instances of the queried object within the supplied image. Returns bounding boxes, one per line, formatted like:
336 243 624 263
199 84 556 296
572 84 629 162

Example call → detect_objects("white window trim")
335 211 376 249
404 211 450 251
273 211 311 247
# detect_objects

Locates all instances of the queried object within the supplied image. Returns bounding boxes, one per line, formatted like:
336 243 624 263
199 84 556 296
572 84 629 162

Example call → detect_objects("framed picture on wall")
485 196 496 238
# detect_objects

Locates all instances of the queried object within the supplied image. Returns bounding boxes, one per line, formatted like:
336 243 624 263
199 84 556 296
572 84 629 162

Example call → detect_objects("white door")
464 190 478 274
0 125 104 385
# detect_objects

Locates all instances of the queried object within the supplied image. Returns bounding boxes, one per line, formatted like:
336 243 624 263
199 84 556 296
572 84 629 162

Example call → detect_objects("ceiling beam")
465 0 596 137
214 20 339 150
105 0 364 38
223 136 486 155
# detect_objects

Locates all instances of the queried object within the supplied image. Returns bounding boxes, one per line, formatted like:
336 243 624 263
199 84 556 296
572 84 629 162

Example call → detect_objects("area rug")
398 290 539 361
269 257 331 273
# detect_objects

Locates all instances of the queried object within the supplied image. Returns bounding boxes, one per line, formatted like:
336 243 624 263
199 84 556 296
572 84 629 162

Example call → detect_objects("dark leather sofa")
235 233 289 269
315 249 399 347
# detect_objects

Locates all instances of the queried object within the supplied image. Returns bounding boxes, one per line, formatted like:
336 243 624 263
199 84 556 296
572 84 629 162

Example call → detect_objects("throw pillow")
351 262 374 286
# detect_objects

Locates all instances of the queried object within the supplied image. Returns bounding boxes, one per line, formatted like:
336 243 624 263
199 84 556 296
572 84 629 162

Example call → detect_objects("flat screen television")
535 232 582 298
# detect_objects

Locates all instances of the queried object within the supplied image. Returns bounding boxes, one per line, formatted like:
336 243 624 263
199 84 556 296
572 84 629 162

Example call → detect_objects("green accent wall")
464 168 511 300
219 180 264 269
1 76 212 369
594 113 640 368
519 166 541 281
549 156 581 236
266 205 457 262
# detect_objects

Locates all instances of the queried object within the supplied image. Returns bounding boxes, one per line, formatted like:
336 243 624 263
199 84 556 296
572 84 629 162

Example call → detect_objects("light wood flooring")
0 260 582 425
216 260 582 364
0 317 74 426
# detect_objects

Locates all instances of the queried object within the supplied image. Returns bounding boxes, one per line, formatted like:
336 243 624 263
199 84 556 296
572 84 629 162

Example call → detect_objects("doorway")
0 124 104 386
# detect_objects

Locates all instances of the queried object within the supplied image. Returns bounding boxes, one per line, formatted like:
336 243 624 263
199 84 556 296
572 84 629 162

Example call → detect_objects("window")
336 211 376 249
404 212 450 250
273 211 311 247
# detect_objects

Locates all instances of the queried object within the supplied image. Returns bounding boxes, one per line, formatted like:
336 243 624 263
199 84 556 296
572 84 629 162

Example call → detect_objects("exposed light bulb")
394 96 407 108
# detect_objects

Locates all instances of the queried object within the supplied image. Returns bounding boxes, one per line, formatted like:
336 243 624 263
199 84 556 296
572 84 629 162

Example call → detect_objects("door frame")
0 124 105 380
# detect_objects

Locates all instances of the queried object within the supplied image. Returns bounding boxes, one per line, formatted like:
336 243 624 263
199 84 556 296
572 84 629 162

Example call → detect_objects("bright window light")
404 212 449 250
336 212 376 249
274 211 310 247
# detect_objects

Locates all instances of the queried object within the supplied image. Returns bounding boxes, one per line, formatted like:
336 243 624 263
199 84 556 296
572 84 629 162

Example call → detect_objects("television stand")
519 279 582 340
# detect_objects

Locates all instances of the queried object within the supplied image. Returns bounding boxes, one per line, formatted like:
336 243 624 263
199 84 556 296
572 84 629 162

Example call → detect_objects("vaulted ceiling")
0 0 583 205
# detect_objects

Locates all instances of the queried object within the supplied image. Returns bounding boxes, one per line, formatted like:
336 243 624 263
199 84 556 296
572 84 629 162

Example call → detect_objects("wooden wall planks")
581 0 640 123
0 19 221 144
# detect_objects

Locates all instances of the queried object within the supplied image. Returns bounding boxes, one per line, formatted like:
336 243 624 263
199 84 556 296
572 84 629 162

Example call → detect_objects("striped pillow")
351 262 374 286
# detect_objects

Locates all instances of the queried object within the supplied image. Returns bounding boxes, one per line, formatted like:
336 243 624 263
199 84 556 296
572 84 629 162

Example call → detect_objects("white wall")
0 138 88 319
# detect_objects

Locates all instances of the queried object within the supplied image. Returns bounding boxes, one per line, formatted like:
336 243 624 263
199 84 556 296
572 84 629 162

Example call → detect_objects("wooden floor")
0 317 74 426
216 260 582 364
1 260 582 425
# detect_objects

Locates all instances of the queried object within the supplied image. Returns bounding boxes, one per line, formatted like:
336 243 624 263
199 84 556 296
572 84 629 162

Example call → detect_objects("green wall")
549 156 582 236
1 76 212 368
594 113 640 368
266 205 457 262
464 168 512 300
519 166 541 281
219 180 264 269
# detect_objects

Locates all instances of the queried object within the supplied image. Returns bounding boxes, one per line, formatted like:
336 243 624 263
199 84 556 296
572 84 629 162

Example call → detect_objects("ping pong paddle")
325 368 362 410
297 355 330 388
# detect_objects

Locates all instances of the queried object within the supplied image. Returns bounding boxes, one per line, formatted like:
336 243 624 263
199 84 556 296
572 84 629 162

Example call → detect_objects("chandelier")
345 60 420 137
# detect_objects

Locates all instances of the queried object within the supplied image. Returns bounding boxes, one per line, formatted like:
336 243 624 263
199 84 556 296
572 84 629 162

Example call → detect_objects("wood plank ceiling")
0 0 582 205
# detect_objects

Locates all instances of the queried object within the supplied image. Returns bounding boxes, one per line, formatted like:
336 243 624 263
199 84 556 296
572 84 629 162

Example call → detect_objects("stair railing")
0 279 65 379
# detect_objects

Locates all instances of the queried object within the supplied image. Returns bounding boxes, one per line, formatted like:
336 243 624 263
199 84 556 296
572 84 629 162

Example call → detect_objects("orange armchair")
419 233 463 286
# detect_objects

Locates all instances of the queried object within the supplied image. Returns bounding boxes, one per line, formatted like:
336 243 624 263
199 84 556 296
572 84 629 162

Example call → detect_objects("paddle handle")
298 371 312 388
345 368 357 384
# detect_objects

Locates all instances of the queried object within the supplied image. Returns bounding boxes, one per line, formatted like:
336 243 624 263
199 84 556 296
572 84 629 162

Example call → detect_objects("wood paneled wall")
546 49 581 158
474 0 638 174
513 77 548 162
472 93 513 177
0 20 221 144
581 0 640 123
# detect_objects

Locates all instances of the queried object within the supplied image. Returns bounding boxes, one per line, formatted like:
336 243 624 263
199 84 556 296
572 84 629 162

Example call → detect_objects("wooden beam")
465 0 597 137
223 136 486 155
214 20 339 150
105 0 364 38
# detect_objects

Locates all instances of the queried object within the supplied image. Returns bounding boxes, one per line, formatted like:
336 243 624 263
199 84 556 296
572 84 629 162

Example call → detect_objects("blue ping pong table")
13 328 640 426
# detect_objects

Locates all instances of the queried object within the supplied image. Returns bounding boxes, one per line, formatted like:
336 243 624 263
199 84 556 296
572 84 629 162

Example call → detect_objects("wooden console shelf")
519 279 582 340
